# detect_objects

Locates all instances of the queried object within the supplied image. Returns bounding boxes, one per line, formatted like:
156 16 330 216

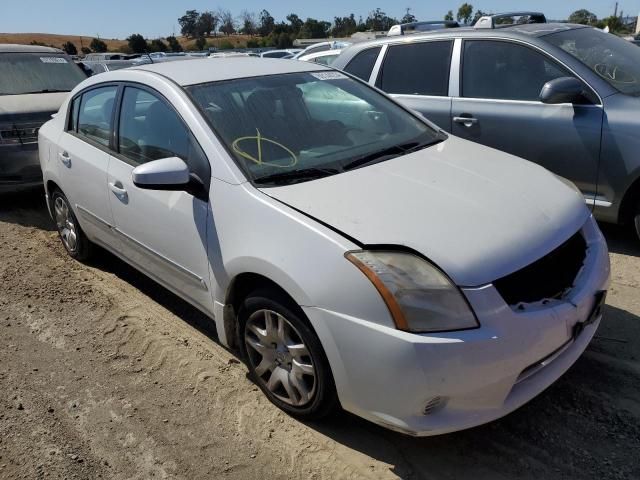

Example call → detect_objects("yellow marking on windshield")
231 129 298 168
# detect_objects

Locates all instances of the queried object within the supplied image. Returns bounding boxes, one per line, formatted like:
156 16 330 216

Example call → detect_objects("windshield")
546 27 640 96
0 53 86 96
186 72 442 186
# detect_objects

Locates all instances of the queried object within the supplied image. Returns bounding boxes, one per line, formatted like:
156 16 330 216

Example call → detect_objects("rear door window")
77 86 118 147
344 47 382 81
462 40 569 101
378 41 453 96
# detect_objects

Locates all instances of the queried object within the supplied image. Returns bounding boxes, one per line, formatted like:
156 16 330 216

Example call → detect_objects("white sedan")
38 58 610 436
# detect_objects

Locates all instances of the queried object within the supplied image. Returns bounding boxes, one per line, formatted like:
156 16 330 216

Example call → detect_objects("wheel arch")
222 272 307 351
618 172 640 226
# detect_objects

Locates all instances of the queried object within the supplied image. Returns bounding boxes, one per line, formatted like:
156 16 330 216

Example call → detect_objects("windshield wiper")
343 139 441 171
9 89 70 95
254 167 341 186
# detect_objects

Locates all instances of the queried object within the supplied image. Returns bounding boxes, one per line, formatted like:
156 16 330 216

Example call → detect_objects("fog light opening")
423 396 447 416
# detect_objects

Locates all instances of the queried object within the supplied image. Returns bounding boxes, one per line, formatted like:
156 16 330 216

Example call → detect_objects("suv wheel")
51 189 92 261
239 289 338 419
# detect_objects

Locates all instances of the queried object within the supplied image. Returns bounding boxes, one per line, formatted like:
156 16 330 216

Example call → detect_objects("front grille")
494 231 587 306
0 123 41 145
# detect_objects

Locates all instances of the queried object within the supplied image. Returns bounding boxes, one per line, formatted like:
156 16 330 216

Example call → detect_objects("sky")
2 0 639 39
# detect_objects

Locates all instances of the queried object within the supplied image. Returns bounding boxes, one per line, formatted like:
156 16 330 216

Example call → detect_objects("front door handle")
58 151 71 167
108 181 127 197
453 116 479 127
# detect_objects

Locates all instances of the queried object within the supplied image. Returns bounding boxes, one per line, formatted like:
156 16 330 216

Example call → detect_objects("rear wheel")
239 289 338 419
51 189 92 261
633 202 640 242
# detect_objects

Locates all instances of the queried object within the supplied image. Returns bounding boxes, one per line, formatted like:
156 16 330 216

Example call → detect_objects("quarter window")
344 47 382 81
117 87 210 183
378 41 453 96
462 40 569 101
77 86 118 147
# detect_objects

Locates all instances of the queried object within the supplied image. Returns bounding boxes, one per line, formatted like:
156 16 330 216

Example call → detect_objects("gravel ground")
1 190 639 480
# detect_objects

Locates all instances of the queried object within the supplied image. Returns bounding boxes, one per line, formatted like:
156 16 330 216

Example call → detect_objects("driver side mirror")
539 77 586 105
132 157 190 190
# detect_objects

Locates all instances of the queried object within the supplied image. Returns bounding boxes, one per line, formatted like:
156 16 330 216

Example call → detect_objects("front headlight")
346 250 478 333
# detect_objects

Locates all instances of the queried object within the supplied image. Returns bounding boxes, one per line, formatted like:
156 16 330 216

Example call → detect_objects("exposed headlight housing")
346 250 479 333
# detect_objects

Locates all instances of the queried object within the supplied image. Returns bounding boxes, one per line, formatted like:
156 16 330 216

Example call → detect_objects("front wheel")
51 189 92 261
239 289 338 419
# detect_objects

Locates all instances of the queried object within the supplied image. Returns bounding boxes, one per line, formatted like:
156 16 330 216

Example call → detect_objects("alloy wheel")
244 309 317 407
54 196 78 253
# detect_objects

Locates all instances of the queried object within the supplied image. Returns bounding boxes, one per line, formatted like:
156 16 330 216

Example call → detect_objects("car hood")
0 92 68 117
261 136 589 286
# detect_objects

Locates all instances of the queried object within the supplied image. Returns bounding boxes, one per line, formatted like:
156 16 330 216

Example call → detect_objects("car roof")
0 43 63 54
132 57 330 86
344 22 588 51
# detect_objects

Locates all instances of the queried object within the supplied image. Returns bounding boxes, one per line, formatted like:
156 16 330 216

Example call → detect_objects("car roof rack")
388 20 460 36
474 12 546 29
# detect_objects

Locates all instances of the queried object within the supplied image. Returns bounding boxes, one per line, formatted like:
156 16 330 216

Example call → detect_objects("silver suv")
333 13 640 240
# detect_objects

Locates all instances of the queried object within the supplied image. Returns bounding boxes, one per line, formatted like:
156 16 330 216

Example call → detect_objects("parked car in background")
333 12 640 240
79 60 138 76
292 41 351 59
261 49 302 59
0 44 86 193
39 57 609 436
387 20 460 36
298 49 343 65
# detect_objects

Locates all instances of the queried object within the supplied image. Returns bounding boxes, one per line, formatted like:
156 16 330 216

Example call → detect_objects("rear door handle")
453 116 479 127
108 182 127 197
58 151 71 167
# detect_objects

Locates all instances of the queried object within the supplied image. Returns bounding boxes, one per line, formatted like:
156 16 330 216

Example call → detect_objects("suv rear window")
344 47 382 81
0 53 86 96
378 41 453 96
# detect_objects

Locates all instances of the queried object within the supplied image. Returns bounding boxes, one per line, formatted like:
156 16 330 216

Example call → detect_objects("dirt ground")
0 190 638 480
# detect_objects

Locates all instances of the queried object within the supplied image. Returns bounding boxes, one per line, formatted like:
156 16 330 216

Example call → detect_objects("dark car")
1 44 86 193
333 12 640 240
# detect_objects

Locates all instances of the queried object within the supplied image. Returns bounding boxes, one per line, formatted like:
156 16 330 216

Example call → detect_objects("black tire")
51 189 93 261
238 288 338 420
633 202 640 242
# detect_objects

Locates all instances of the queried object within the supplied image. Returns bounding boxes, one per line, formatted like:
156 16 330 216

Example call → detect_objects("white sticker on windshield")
311 72 347 80
40 57 68 64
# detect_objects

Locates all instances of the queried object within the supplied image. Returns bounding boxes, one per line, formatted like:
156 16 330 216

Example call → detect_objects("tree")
197 11 218 37
601 15 627 33
298 18 331 39
258 10 275 36
62 41 77 55
401 8 417 24
332 14 358 37
149 39 168 52
90 38 107 52
195 36 207 51
179 10 200 38
457 3 474 24
126 34 148 53
568 9 598 25
218 9 236 36
81 46 91 55
444 11 454 21
166 36 183 52
239 11 257 35
286 13 304 35
365 8 397 31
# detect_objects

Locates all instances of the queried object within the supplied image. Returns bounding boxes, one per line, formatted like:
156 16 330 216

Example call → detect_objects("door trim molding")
113 227 208 291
